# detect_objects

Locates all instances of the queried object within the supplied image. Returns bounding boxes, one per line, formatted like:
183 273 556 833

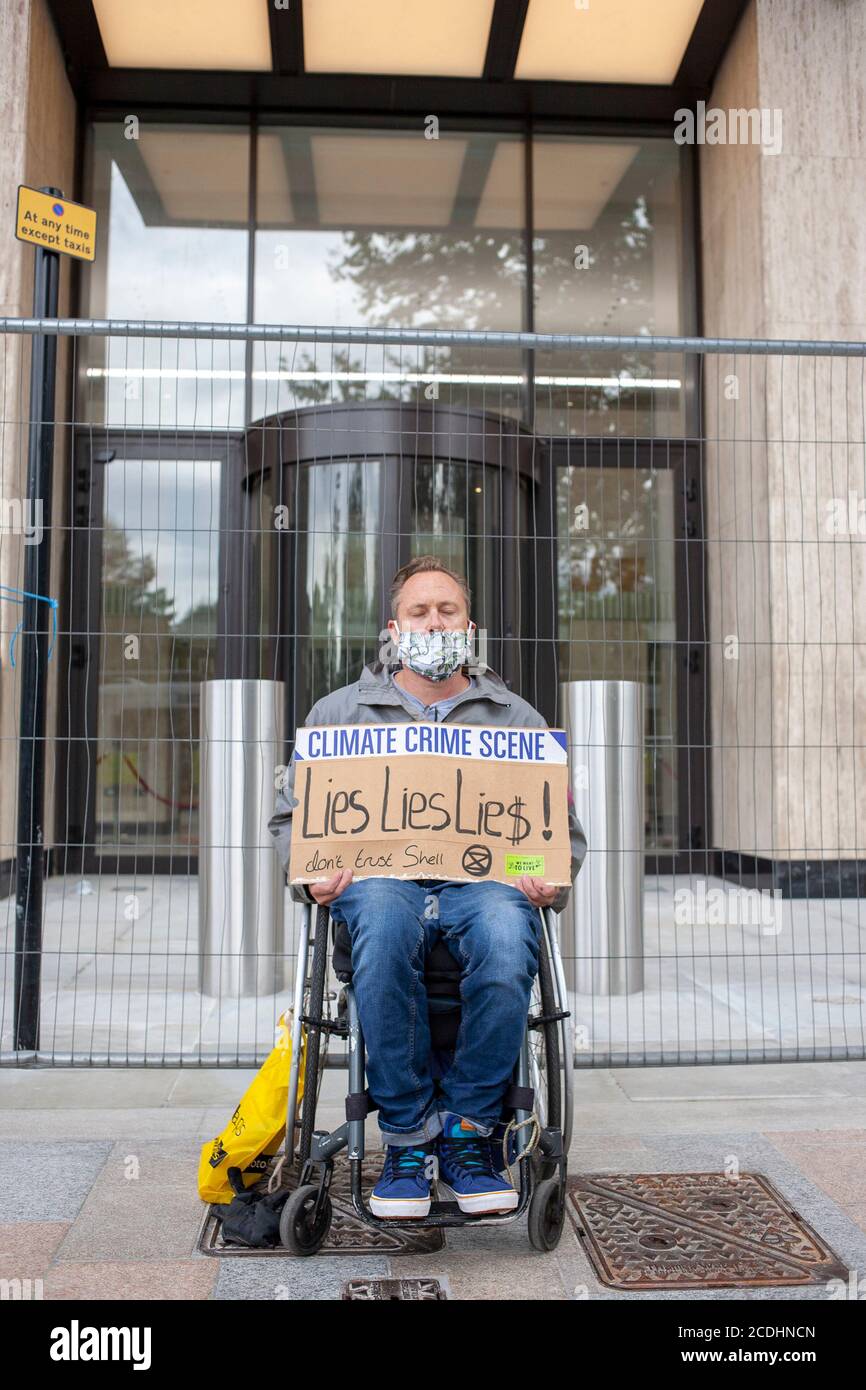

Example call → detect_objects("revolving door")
228 402 557 735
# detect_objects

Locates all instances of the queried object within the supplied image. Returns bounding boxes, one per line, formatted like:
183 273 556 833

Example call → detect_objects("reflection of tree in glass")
277 200 661 411
290 463 377 707
557 471 658 620
98 524 213 835
412 463 470 575
172 601 219 644
277 228 523 406
276 341 471 408
276 346 370 405
333 230 523 329
102 522 175 624
535 195 653 334
537 194 668 425
101 522 217 679
309 464 380 647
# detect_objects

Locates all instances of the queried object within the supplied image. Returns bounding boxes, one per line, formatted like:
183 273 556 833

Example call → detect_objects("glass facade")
96 456 220 852
556 459 678 849
80 121 688 431
77 117 693 859
532 135 686 437
81 123 250 431
252 127 525 421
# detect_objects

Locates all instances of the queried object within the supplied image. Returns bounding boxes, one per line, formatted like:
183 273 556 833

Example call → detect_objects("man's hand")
309 868 354 906
516 875 559 908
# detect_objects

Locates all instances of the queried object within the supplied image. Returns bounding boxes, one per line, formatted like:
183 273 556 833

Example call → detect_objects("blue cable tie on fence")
0 584 59 668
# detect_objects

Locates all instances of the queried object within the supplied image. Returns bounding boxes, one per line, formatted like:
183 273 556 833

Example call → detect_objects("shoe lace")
385 1146 430 1179
439 1135 495 1177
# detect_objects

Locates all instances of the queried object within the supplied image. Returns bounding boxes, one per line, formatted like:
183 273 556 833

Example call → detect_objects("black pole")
14 187 61 1052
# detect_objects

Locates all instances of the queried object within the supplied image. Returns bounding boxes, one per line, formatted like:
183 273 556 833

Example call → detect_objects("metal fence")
1 317 865 1066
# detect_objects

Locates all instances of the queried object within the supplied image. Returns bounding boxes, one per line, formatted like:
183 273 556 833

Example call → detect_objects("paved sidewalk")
2 1062 866 1301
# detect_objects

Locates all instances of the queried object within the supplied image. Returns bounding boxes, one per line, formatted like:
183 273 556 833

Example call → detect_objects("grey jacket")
268 660 587 914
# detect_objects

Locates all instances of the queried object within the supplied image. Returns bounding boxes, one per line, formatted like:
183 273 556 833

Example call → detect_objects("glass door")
283 454 508 722
554 439 693 854
65 431 241 871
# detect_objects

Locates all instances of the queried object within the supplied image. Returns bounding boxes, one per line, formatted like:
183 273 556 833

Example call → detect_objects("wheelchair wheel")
527 1175 565 1252
280 1183 333 1256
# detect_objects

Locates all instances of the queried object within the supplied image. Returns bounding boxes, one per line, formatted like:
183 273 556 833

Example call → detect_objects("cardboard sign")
288 722 571 888
15 186 97 262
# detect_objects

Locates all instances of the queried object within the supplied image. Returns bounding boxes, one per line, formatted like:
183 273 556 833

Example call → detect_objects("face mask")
394 624 475 681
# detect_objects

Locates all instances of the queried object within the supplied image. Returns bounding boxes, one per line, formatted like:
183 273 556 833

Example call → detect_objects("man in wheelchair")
269 556 586 1219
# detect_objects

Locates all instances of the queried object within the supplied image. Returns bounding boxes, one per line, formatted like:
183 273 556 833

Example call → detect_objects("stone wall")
700 0 866 870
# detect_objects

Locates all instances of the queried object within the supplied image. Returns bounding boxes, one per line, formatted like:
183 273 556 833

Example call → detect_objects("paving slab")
167 1069 260 1105
52 1139 208 1263
0 1142 112 1221
760 1129 866 1207
213 1254 391 1301
610 1063 854 1101
42 1259 218 1301
570 1093 866 1135
0 1220 70 1278
0 1067 180 1108
0 1108 209 1141
389 1244 570 1299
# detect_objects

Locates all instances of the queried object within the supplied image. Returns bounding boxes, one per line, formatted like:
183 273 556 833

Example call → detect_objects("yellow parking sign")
15 186 97 262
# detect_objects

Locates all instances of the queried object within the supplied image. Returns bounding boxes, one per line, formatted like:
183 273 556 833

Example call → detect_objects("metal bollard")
560 680 645 996
198 679 288 997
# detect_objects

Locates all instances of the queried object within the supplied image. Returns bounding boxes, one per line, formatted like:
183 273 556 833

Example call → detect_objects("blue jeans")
328 877 542 1147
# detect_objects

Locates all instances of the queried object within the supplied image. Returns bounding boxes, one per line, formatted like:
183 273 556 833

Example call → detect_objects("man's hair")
389 555 472 618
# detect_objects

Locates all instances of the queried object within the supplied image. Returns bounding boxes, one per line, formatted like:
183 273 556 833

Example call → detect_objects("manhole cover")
567 1171 848 1291
198 1153 444 1257
342 1278 447 1300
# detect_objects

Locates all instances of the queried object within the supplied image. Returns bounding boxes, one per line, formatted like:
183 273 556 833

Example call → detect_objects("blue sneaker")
370 1141 437 1219
436 1112 519 1214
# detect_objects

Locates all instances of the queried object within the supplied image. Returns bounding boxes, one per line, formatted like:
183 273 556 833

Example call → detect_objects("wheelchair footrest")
429 1199 462 1216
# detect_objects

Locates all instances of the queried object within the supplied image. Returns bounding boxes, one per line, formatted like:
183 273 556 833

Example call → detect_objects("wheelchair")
277 895 574 1255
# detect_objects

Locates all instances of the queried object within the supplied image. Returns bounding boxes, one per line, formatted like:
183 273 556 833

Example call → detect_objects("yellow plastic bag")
198 1009 307 1205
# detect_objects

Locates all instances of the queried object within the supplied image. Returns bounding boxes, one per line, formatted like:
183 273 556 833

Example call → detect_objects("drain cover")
567 1171 848 1291
343 1278 447 1301
198 1153 443 1257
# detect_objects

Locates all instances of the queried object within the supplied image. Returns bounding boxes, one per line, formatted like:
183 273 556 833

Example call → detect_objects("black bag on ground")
215 1166 291 1248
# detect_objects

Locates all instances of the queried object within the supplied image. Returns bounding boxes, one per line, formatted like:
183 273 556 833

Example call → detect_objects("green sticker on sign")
505 854 545 876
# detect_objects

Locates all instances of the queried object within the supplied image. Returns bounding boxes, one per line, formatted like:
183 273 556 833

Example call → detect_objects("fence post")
14 189 61 1051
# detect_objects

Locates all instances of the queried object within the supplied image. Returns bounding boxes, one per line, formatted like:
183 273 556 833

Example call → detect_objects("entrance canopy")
47 0 747 120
